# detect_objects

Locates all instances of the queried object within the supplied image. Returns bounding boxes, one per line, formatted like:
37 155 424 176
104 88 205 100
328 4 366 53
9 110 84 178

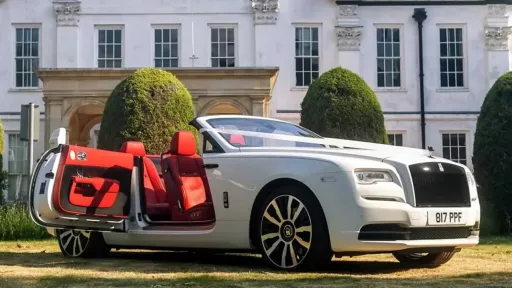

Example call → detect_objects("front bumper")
329 198 480 253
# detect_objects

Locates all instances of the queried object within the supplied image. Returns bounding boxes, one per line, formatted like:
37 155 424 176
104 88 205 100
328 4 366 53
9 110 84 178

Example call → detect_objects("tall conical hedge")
473 72 512 235
300 67 388 143
97 68 197 154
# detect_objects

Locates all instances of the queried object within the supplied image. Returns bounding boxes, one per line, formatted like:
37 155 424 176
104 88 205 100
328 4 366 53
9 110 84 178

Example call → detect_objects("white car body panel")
29 115 480 257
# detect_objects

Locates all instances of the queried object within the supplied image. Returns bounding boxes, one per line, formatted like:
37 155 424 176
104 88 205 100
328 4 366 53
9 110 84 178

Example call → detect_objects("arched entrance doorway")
65 104 103 147
201 100 248 116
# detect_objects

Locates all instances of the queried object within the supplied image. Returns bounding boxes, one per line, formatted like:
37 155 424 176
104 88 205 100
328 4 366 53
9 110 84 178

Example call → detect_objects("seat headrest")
120 141 146 157
229 134 245 146
170 131 196 156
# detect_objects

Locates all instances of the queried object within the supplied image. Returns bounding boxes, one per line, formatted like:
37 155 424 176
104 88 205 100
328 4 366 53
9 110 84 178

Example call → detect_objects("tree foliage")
473 72 512 235
97 68 197 154
300 67 387 143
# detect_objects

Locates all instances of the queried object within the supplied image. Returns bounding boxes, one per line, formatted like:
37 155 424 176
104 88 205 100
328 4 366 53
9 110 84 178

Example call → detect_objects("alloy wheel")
260 194 312 269
59 229 91 256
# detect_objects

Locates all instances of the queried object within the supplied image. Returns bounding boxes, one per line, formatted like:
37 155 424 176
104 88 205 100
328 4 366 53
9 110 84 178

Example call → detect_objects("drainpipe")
413 8 427 149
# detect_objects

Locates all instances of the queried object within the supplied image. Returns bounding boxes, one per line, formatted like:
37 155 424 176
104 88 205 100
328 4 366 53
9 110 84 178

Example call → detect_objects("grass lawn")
0 237 511 288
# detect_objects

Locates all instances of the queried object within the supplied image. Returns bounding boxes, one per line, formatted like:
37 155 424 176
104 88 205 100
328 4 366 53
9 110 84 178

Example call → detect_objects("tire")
256 185 333 271
392 251 457 267
56 229 111 258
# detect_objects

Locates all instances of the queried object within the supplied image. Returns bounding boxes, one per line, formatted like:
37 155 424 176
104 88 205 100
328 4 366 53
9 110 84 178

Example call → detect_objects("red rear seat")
162 131 215 222
120 141 169 217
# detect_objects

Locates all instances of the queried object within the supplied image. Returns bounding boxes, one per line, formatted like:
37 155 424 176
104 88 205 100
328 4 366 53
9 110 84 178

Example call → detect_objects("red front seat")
162 131 215 222
120 141 169 217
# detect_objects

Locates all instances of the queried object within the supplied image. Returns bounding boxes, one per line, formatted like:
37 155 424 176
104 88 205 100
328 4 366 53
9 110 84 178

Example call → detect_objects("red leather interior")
229 134 245 146
121 141 169 217
52 145 133 219
69 176 120 208
163 131 215 222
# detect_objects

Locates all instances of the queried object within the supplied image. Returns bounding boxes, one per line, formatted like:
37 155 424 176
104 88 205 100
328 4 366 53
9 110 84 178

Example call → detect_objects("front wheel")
392 251 457 267
257 185 332 271
56 229 111 258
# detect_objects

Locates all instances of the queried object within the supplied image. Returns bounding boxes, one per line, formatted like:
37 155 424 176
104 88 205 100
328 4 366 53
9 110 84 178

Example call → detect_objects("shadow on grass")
0 250 511 287
0 250 413 275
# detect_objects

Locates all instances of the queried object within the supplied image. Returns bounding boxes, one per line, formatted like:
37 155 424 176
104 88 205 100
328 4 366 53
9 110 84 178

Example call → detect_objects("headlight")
354 171 393 184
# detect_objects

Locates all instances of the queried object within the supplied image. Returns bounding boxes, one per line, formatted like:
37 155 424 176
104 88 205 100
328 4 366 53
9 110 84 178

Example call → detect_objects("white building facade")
0 0 511 201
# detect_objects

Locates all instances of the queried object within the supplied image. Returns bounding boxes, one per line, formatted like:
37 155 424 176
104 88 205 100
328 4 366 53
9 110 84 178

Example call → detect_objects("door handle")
203 163 219 169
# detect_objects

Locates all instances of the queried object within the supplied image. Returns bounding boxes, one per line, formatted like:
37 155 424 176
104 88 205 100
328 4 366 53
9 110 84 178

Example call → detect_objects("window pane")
440 43 447 57
211 28 218 42
155 29 162 43
16 28 23 42
392 28 400 42
171 29 178 42
377 73 384 87
455 28 462 41
384 43 392 57
155 44 162 57
312 28 318 41
163 44 170 57
377 59 384 72
392 43 400 57
396 134 403 146
392 59 400 72
296 72 303 86
227 28 234 42
163 29 170 43
440 29 447 42
393 72 400 87
377 29 384 42
448 28 455 41
296 58 303 72
170 59 179 67
114 30 122 43
162 59 170 67
171 43 178 57
106 30 113 43
312 58 319 72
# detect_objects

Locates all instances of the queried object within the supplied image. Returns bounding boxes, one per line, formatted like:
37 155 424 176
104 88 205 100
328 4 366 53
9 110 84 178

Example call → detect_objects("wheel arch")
248 177 331 250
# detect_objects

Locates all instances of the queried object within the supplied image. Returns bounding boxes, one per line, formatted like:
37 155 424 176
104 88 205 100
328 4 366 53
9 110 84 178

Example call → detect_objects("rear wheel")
56 229 111 258
392 251 457 267
257 185 332 271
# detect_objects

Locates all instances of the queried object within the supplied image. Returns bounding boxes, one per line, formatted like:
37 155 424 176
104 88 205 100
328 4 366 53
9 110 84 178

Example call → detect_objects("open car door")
29 128 131 232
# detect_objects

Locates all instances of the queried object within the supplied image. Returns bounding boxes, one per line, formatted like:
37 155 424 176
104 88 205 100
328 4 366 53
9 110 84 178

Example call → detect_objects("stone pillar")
485 4 511 89
335 5 363 75
53 0 81 68
251 99 265 116
43 98 64 150
252 0 280 66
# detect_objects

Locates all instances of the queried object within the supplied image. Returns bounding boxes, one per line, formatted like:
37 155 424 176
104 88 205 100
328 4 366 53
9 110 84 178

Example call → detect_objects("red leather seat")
162 131 215 222
120 141 169 217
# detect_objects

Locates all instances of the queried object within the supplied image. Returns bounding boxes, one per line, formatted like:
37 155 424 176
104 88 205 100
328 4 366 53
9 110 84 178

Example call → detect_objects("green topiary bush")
473 72 512 235
300 67 387 143
97 68 197 154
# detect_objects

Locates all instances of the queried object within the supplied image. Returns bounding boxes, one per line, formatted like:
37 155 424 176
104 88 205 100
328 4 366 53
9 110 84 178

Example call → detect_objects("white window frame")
12 24 42 90
374 24 405 91
436 24 468 91
5 132 29 202
293 23 322 88
94 25 124 68
386 131 406 146
151 24 181 68
440 130 468 165
208 24 238 68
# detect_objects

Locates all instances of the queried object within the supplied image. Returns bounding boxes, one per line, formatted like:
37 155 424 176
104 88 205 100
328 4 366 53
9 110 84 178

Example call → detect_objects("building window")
15 27 40 88
295 27 319 87
439 27 464 88
377 27 401 88
387 133 403 146
442 133 466 165
210 27 235 67
97 28 123 68
7 134 29 201
154 28 179 68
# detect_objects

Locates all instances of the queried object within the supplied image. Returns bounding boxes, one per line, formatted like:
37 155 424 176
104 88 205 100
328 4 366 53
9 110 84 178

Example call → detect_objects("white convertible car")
29 115 480 271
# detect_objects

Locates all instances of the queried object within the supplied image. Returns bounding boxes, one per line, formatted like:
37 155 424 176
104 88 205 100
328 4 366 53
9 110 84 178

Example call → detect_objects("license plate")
427 211 467 226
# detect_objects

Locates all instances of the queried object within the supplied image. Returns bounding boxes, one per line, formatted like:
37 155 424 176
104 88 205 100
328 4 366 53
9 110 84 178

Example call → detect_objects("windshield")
205 117 325 148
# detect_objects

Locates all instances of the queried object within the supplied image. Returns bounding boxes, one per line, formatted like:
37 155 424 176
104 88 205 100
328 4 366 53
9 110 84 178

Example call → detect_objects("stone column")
485 4 511 89
252 0 280 66
43 98 64 150
335 5 363 75
251 99 265 116
53 0 81 68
